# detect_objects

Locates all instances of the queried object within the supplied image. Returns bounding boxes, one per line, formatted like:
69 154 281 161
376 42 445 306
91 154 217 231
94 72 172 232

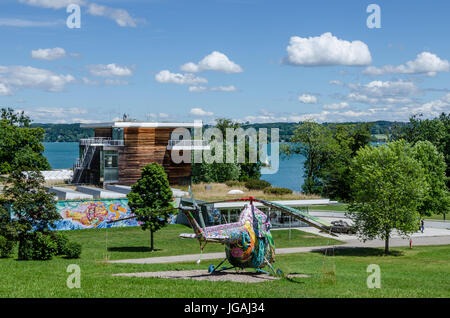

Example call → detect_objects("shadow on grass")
311 246 404 257
107 246 163 253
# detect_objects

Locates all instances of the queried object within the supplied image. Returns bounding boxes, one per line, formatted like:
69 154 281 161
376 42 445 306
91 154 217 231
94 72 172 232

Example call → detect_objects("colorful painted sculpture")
179 195 337 276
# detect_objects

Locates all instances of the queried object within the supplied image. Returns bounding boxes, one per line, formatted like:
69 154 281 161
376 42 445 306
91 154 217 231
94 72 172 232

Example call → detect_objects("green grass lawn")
307 204 348 212
0 225 449 298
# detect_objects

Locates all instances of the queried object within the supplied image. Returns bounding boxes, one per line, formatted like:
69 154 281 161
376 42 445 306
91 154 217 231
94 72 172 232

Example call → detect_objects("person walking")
421 219 424 233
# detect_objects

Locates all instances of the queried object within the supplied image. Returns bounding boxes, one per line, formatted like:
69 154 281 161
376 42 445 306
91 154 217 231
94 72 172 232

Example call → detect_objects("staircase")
72 145 96 184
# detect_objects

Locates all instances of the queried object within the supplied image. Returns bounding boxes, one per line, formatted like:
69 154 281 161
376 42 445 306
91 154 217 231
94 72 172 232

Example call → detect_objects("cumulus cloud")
189 107 214 116
0 65 75 95
345 80 421 105
284 32 372 66
155 70 207 85
298 93 317 104
180 51 243 73
31 47 66 61
21 107 89 123
322 102 349 110
18 0 86 9
189 85 237 92
88 64 133 77
363 52 450 76
87 3 142 27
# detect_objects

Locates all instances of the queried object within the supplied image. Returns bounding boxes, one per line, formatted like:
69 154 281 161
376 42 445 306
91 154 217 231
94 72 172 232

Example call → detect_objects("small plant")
0 235 15 258
263 187 293 195
64 241 82 259
244 179 271 190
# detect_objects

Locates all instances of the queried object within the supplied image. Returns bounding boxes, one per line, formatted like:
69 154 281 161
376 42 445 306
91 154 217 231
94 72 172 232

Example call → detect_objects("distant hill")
31 123 94 142
34 121 406 143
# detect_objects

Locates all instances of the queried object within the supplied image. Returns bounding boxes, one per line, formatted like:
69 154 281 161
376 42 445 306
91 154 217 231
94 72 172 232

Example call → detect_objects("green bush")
18 232 57 261
50 231 69 255
64 241 82 259
18 236 34 260
225 180 244 187
263 187 293 195
0 235 15 258
244 179 271 190
31 232 57 260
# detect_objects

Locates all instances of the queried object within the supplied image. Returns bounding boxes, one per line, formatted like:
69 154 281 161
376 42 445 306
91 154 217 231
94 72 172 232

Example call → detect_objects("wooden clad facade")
111 127 191 186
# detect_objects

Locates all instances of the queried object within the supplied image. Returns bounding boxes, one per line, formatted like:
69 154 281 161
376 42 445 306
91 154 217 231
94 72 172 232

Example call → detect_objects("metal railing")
79 137 124 146
167 140 209 147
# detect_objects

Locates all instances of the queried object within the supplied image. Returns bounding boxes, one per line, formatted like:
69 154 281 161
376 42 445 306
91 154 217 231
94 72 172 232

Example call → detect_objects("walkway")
108 234 450 265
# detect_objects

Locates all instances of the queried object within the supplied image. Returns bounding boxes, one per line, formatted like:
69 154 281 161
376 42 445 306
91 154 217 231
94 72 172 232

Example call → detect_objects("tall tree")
348 140 427 254
192 118 262 183
399 113 449 187
0 169 60 259
127 163 173 251
0 108 51 173
411 141 450 218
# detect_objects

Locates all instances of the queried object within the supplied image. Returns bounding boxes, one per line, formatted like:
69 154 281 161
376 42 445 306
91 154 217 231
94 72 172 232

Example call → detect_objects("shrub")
31 232 58 260
64 241 82 259
263 187 293 195
225 180 243 187
50 231 69 255
18 235 34 260
244 179 271 190
0 235 15 258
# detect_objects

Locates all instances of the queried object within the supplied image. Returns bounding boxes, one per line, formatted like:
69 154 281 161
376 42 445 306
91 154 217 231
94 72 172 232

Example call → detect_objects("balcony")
167 139 210 150
79 137 124 147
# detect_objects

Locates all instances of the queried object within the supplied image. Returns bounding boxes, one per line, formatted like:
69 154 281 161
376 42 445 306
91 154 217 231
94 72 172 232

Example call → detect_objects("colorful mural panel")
52 199 140 230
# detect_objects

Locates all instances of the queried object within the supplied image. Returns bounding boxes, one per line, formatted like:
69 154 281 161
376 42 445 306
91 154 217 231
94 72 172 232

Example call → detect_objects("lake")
43 142 306 191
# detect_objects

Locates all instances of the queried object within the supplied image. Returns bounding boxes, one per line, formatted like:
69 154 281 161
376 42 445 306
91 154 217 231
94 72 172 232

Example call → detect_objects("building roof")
80 121 203 129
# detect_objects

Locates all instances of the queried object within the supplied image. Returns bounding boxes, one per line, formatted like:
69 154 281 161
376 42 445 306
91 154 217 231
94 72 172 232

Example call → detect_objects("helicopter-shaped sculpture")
178 193 337 276
109 190 337 276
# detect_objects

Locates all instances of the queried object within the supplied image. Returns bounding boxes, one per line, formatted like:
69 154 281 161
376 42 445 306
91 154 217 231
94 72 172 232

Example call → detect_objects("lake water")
43 142 306 191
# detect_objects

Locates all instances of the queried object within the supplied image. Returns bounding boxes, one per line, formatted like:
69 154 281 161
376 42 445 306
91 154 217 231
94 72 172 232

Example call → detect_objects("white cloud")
21 107 88 123
329 80 344 86
284 32 372 66
189 85 237 92
298 93 317 104
180 51 243 73
31 47 66 61
0 18 63 27
189 108 214 117
88 64 133 77
345 80 421 105
0 65 75 95
322 102 349 110
18 0 86 9
87 3 141 27
155 70 207 85
363 52 450 76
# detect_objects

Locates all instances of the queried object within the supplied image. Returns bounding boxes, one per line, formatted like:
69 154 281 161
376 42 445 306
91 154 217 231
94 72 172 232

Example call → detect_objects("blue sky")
0 0 449 124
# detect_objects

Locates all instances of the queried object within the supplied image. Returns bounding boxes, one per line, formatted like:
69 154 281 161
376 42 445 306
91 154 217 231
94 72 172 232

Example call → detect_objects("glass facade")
103 150 119 183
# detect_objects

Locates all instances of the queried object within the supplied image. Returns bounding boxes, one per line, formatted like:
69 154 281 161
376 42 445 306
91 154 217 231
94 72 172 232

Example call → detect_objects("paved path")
108 235 450 265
